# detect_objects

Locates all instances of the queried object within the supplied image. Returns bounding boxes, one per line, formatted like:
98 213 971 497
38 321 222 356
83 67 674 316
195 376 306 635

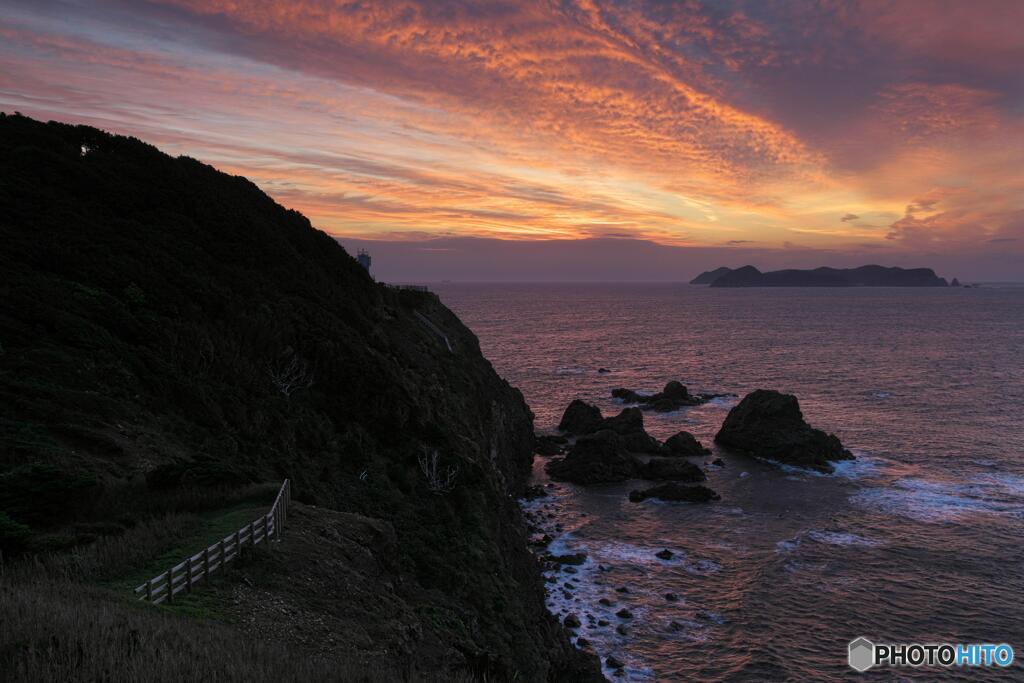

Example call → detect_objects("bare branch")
417 448 459 494
267 349 314 397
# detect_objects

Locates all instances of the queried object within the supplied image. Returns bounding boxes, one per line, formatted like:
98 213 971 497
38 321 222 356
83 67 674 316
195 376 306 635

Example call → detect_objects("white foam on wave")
773 450 882 480
807 530 879 547
775 529 879 554
522 498 723 674
550 536 722 575
774 538 800 554
555 366 586 375
853 474 1024 523
981 472 1024 497
539 537 669 682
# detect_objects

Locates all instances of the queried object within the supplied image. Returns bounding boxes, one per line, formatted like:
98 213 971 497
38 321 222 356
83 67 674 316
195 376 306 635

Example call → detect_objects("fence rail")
134 479 291 604
384 283 430 292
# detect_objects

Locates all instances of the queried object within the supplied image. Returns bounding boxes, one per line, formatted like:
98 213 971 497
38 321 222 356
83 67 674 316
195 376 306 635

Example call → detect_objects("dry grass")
8 512 201 583
89 481 282 522
0 483 486 682
5 481 283 584
0 579 479 682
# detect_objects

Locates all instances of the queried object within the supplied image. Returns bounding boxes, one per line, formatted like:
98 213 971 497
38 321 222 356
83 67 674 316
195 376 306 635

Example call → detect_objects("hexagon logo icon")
848 637 875 672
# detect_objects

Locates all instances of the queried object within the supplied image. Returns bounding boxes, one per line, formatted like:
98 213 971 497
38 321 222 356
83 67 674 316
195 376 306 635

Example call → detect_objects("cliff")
0 114 599 680
701 264 948 287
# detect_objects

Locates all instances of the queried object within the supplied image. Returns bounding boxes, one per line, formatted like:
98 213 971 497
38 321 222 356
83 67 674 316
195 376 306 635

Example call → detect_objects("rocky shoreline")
522 384 853 676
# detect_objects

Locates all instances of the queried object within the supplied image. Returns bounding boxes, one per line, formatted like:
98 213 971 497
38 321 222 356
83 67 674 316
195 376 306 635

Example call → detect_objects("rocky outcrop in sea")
612 381 730 412
714 389 853 472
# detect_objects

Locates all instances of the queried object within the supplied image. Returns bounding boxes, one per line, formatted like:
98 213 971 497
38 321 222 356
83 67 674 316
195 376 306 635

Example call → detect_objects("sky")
2 0 1023 281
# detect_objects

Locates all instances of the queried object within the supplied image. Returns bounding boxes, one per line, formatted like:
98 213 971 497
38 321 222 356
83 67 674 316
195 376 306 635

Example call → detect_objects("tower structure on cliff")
356 249 371 273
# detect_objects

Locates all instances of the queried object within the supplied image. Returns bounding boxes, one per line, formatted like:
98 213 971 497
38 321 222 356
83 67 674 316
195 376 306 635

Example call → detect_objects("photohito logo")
848 638 1014 672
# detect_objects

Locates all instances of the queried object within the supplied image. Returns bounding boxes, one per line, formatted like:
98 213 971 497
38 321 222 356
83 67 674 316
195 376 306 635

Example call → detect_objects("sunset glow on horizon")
2 0 1023 279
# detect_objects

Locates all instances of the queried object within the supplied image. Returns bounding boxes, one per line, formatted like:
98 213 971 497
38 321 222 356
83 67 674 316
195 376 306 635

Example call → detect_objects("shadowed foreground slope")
0 114 599 681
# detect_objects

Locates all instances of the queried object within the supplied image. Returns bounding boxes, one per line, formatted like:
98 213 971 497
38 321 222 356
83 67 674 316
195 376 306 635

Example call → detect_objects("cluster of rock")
611 380 731 412
544 400 714 501
714 389 853 472
538 388 853 499
526 387 854 671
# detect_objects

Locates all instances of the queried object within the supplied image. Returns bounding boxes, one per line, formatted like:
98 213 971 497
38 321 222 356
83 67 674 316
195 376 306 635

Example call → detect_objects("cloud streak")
0 0 1022 277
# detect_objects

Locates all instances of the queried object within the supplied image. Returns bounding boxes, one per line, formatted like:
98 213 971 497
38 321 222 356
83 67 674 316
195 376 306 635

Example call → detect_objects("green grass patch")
106 502 270 593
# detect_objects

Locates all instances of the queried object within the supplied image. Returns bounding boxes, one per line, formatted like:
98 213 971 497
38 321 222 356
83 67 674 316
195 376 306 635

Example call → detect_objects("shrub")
0 511 31 552
0 463 99 527
145 456 251 490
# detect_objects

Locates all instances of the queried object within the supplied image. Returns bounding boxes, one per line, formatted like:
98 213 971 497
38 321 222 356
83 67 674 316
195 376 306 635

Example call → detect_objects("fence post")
132 479 289 601
275 500 282 541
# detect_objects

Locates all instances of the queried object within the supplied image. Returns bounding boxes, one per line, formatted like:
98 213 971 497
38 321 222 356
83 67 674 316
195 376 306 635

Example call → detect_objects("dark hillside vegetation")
0 113 599 681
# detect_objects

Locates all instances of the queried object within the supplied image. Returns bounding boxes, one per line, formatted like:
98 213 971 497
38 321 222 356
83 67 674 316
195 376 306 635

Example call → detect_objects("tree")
417 448 458 495
267 348 314 398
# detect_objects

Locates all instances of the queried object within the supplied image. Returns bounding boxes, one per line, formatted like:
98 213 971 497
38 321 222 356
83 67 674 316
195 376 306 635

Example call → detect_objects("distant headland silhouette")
690 265 951 287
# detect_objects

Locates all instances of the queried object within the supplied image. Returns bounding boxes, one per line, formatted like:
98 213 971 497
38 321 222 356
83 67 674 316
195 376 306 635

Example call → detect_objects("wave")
852 473 1024 523
773 450 884 479
547 535 722 575
775 529 880 554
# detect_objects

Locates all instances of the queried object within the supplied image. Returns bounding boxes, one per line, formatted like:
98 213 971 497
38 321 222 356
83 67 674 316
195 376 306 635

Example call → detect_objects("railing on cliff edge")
133 479 291 604
384 284 429 292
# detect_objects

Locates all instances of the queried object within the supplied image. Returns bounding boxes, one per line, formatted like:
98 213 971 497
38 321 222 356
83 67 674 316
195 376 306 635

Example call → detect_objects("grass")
108 503 270 593
0 579 480 682
0 495 487 681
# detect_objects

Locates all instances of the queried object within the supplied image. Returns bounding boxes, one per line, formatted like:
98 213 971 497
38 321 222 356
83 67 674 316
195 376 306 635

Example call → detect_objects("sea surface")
434 283 1024 682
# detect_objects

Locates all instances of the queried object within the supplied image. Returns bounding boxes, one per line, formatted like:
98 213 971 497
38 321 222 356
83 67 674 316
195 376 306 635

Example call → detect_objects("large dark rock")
714 390 853 472
611 381 728 412
545 431 640 484
599 406 645 435
611 387 644 403
660 381 688 400
596 408 662 454
664 431 711 457
628 483 720 503
555 400 663 456
558 399 603 435
641 458 706 482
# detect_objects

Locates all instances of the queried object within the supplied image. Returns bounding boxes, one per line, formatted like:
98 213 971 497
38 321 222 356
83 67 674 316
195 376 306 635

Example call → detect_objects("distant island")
689 266 733 284
690 265 950 287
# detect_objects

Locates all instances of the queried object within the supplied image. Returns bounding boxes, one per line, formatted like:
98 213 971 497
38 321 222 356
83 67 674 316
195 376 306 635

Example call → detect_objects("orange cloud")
0 0 1022 267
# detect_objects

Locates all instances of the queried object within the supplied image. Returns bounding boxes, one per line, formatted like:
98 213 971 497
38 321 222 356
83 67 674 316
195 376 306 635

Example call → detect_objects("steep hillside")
0 113 598 680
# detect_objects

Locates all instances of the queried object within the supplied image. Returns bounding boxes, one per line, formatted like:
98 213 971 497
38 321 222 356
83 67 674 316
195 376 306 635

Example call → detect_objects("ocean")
434 283 1024 681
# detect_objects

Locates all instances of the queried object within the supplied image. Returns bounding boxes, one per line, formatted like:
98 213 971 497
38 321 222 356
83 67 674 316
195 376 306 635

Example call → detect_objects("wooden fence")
134 479 291 604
